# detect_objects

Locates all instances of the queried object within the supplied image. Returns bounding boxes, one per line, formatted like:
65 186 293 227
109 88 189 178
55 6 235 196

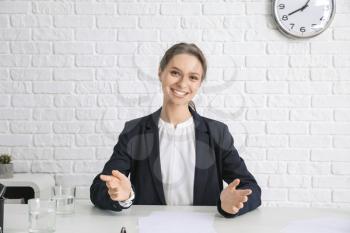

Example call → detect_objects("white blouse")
158 116 196 206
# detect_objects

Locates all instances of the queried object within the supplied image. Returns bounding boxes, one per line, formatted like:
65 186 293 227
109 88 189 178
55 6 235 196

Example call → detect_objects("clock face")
273 0 335 38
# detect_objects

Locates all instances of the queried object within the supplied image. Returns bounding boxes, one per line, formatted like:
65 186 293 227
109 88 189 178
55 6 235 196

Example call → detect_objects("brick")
203 3 244 15
55 148 94 160
119 29 158 41
119 3 157 15
139 16 179 29
11 42 51 54
34 135 73 147
0 16 9 28
12 148 53 160
76 108 118 120
0 135 31 146
267 122 308 134
0 109 31 120
288 162 330 175
118 81 160 94
12 94 52 107
311 123 350 135
332 14 350 27
247 135 288 147
246 2 271 15
33 109 74 121
267 42 310 54
75 187 89 200
0 94 9 106
290 109 332 121
269 175 311 188
246 56 288 68
74 161 106 173
289 82 332 94
333 190 350 202
313 176 350 188
162 3 200 15
334 29 350 40
0 55 30 67
0 69 9 81
96 147 112 160
118 107 149 120
289 189 331 202
269 95 310 107
96 68 137 81
54 69 93 81
54 95 96 107
203 29 243 42
267 149 309 161
32 29 72 41
335 110 350 121
96 120 125 133
54 16 93 28
224 16 269 29
0 2 30 13
291 55 332 67
33 2 73 14
311 42 350 54
224 69 265 81
0 122 8 133
311 149 350 162
207 55 244 68
0 82 31 93
290 136 331 148
334 82 350 94
96 42 137 54
32 161 72 173
268 69 309 81
53 122 94 134
262 189 287 201
54 42 93 54
32 55 74 67
0 29 30 40
224 42 265 55
0 42 9 54
13 161 30 173
247 109 288 120
139 93 163 107
11 15 51 28
10 122 51 134
332 163 350 175
311 69 350 81
334 55 350 67
247 161 286 174
224 94 265 107
227 121 265 134
246 81 287 94
55 174 95 186
76 82 116 94
75 29 115 41
97 16 136 28
313 95 350 107
76 55 115 67
334 136 350 148
75 3 115 14
10 69 51 81
181 16 223 29
76 134 115 146
246 29 284 41
33 82 74 94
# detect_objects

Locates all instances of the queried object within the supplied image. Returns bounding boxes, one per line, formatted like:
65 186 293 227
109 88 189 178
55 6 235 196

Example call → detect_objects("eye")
170 70 181 77
190 76 199 81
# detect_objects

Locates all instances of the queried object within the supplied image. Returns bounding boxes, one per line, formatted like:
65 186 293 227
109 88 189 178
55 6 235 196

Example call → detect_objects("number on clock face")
274 0 334 38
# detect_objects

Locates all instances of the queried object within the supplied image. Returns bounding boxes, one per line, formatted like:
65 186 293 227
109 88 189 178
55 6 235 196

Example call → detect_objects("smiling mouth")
171 88 188 97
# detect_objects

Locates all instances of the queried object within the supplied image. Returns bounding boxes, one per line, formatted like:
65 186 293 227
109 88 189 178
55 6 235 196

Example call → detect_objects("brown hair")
159 43 207 111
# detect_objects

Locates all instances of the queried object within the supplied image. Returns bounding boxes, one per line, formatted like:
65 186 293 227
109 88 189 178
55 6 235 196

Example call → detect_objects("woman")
90 43 261 218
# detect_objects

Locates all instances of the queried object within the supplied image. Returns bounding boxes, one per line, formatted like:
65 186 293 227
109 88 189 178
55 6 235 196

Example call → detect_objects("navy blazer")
90 107 261 218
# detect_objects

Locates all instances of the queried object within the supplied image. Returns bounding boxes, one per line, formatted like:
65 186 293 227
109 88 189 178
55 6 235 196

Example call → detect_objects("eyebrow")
170 66 201 76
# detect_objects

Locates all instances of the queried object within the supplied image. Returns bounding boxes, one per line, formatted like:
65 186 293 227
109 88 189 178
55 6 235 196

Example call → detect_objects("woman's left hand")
220 179 252 215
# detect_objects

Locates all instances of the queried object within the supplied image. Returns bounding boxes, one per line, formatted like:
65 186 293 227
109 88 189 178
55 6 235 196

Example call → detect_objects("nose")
176 76 189 88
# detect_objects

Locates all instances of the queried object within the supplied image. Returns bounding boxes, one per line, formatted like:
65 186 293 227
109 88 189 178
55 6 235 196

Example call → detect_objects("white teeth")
173 89 187 96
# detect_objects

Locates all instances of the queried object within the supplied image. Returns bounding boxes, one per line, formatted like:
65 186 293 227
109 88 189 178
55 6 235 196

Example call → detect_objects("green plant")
0 154 11 164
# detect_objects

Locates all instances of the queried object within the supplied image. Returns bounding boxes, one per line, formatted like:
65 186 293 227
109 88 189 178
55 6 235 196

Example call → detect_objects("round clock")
272 0 336 38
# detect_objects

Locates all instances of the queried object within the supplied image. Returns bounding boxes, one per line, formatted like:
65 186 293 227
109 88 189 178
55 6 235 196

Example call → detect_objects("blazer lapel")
146 108 166 205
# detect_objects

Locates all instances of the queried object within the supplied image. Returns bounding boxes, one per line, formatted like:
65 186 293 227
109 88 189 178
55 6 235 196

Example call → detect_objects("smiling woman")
90 43 261 218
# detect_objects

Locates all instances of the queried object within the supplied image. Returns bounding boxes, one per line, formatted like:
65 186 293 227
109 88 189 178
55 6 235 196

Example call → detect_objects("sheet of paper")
138 211 217 233
281 217 350 233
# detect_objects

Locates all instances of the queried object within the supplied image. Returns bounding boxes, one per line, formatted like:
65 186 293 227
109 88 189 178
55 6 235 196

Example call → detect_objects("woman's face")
159 53 203 107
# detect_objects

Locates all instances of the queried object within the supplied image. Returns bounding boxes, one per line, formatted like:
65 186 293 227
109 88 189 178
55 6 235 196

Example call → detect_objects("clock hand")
288 0 311 16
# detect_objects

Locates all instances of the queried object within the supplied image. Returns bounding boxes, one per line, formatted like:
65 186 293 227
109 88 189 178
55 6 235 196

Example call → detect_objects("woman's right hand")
100 170 132 202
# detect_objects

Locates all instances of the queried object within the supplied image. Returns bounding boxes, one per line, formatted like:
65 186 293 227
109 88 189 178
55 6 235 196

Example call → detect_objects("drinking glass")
28 199 56 233
51 186 76 215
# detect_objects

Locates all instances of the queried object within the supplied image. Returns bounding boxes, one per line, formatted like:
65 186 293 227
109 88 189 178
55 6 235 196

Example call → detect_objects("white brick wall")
0 0 349 207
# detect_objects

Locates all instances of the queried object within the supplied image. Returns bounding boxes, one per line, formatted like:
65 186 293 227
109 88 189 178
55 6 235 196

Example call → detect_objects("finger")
108 189 119 197
237 202 244 209
228 179 240 190
232 206 239 214
100 174 112 182
237 189 252 196
241 196 248 203
112 170 125 180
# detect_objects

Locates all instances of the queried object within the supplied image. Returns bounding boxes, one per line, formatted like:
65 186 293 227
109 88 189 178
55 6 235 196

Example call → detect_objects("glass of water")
28 199 56 233
51 186 76 215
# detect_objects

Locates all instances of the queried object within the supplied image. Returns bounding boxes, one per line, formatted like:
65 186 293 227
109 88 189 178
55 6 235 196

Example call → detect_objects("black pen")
120 226 126 233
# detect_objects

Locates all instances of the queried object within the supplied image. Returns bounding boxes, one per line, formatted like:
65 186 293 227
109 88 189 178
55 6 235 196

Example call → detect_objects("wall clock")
272 0 336 38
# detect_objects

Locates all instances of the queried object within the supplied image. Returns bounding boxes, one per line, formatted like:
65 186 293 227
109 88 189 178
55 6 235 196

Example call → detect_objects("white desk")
4 201 350 233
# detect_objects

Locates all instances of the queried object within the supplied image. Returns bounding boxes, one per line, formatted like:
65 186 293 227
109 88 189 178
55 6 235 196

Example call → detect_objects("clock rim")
272 0 336 39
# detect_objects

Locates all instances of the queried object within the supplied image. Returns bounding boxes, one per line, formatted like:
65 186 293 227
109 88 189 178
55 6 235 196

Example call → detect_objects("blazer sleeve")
216 124 261 218
90 123 133 211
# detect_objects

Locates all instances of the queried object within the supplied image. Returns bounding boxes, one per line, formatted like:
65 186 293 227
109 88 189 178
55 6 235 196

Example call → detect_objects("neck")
160 103 192 126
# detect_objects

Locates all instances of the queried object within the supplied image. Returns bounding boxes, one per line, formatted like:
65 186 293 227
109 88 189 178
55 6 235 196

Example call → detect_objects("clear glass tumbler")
51 186 76 215
28 198 56 233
